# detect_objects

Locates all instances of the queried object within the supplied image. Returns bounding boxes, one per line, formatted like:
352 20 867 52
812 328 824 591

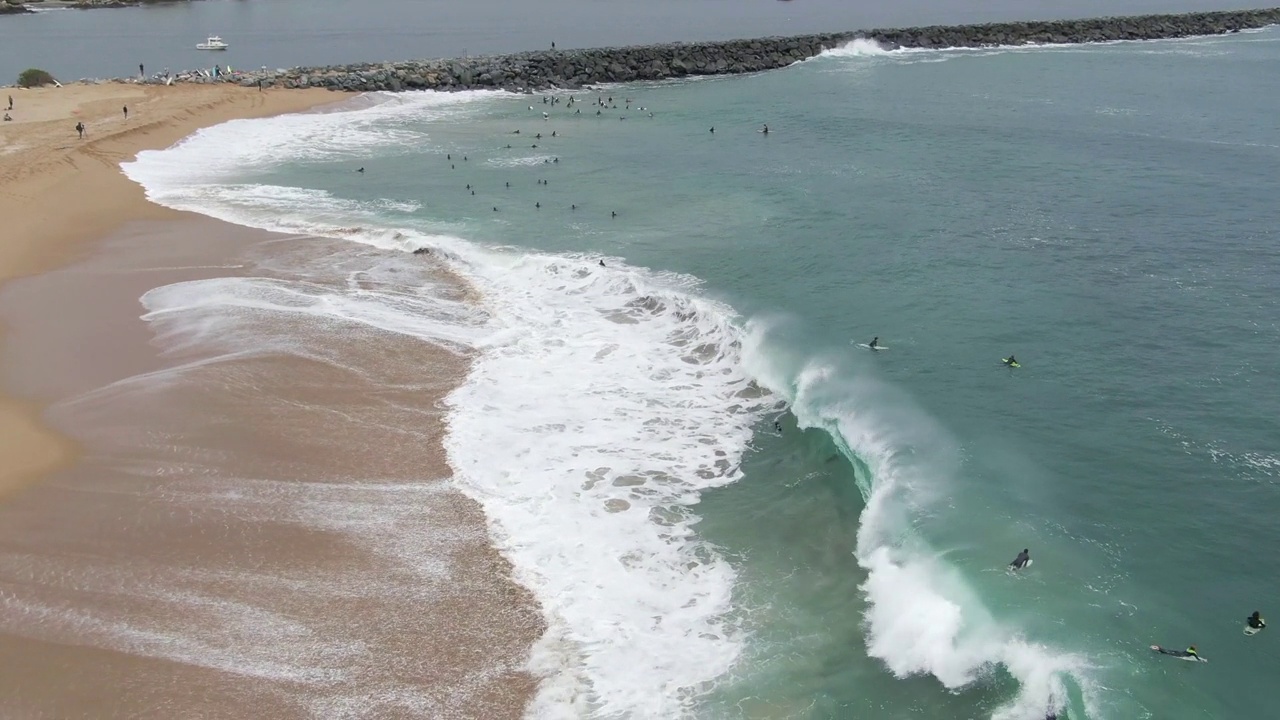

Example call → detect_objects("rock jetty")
2 0 199 10
151 8 1280 92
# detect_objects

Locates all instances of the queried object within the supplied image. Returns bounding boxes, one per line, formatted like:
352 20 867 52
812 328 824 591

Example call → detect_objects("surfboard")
1002 358 1021 368
1008 558 1032 571
1151 645 1207 662
1245 625 1264 636
857 343 888 351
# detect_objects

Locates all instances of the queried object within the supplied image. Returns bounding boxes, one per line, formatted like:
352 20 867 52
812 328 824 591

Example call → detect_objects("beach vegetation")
18 68 56 88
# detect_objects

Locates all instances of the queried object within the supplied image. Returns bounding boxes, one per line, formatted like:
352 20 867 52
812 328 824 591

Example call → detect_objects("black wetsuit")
1010 551 1030 569
1248 614 1266 629
1156 647 1198 659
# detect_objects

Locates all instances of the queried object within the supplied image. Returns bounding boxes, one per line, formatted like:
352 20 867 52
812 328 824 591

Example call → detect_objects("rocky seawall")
36 7 1276 89
2 0 198 11
203 7 1280 93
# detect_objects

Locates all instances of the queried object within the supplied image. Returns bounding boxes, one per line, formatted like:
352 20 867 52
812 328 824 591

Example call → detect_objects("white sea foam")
822 38 897 58
123 89 497 192
742 319 1095 720
440 250 771 719
485 154 559 168
818 26 1274 67
122 93 774 718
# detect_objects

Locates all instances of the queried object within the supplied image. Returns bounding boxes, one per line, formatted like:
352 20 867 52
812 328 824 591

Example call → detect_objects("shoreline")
0 83 335 497
0 82 544 717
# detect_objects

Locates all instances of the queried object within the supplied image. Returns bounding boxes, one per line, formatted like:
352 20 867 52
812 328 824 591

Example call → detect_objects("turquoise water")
124 30 1280 719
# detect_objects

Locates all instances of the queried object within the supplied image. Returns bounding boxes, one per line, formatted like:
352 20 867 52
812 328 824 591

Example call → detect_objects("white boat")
196 36 229 51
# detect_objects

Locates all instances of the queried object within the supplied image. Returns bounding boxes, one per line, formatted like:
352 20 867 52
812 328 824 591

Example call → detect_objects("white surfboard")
1245 625 1263 636
856 343 889 351
1008 558 1032 571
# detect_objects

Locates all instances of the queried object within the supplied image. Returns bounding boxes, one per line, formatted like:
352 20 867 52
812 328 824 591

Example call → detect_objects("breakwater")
157 8 1280 92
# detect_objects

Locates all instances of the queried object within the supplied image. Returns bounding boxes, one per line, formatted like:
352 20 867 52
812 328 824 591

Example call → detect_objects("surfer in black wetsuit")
869 337 879 349
1248 611 1266 630
1155 645 1199 659
1004 355 1018 367
1009 548 1030 570
761 123 769 134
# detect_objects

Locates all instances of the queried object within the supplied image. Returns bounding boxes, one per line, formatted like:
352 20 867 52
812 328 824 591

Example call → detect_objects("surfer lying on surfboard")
1247 611 1266 632
1009 548 1031 570
1152 644 1203 661
1002 355 1019 368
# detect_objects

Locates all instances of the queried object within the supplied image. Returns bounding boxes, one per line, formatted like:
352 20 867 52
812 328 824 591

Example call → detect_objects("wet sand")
0 82 337 496
0 84 543 718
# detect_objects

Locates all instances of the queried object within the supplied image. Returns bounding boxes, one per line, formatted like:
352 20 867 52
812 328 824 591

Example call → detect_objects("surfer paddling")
1247 611 1266 632
869 337 879 349
1009 548 1031 570
1152 644 1201 661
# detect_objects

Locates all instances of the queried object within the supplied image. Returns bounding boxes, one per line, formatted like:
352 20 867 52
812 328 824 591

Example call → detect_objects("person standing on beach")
6 96 11 111
122 106 128 120
75 121 84 139
139 63 145 79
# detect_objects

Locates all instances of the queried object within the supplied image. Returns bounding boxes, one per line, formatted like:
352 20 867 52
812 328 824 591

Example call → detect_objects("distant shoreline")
10 7 1280 91
1 0 200 13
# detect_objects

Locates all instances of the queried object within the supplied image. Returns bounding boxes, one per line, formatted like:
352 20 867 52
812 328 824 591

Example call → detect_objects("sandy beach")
0 83 542 718
0 82 336 496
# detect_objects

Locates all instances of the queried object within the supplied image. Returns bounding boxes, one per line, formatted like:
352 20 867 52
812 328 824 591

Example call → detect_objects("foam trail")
742 318 1093 720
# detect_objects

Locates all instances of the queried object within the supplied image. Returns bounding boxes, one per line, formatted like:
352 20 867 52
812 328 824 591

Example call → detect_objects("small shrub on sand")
18 68 56 88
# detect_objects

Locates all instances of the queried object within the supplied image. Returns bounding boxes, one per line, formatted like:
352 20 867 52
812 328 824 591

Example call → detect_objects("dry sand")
0 82 335 496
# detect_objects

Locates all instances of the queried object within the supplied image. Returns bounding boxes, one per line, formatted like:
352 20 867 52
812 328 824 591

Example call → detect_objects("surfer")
1003 355 1018 367
1154 645 1199 659
1248 611 1266 630
869 337 879 349
1009 548 1031 570
761 123 770 134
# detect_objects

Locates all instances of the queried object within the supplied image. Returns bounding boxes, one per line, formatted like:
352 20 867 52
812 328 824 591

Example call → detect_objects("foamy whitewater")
124 93 780 718
118 27 1280 719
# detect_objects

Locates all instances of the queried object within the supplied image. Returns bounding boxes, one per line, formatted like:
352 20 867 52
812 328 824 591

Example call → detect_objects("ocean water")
120 29 1280 719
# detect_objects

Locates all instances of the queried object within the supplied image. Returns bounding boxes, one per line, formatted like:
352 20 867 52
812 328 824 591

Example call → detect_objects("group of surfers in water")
1008 547 1265 718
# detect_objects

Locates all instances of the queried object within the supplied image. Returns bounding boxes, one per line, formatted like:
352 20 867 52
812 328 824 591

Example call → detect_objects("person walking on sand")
123 105 128 120
139 63 145 79
6 96 12 111
75 121 85 139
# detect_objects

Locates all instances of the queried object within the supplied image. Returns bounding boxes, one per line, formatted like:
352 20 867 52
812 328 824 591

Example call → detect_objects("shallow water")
114 28 1280 720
